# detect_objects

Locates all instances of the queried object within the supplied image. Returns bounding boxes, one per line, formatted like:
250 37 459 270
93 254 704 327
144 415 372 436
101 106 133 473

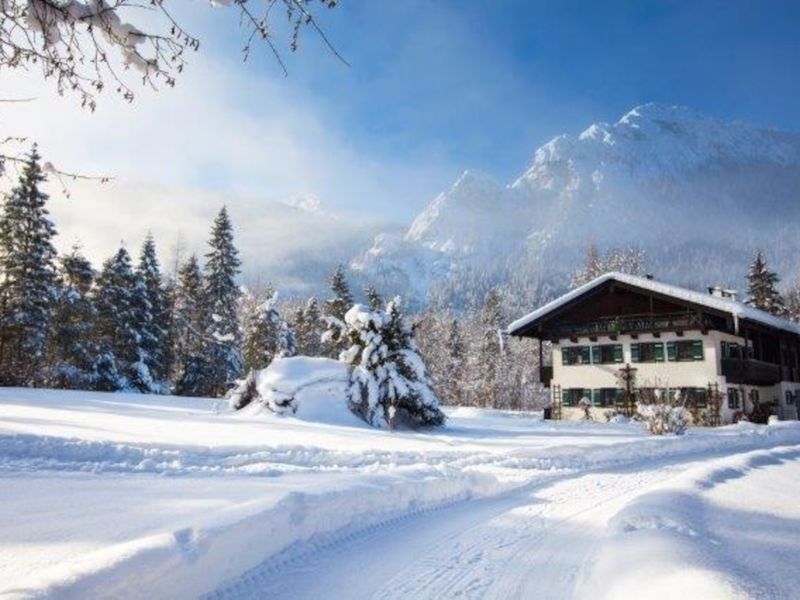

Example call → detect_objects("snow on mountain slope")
354 104 800 306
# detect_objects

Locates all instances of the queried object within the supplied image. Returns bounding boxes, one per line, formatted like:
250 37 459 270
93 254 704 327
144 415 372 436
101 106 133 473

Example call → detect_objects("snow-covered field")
1 388 799 599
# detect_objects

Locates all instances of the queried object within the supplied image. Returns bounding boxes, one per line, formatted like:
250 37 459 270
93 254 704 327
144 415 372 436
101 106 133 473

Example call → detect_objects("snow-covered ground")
1 388 799 599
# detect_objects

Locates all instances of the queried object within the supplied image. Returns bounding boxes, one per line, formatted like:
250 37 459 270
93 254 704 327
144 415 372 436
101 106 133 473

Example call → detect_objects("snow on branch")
0 0 344 110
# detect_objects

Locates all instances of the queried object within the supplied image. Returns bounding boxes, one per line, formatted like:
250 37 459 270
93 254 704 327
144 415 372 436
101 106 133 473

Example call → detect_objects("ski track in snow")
207 442 800 600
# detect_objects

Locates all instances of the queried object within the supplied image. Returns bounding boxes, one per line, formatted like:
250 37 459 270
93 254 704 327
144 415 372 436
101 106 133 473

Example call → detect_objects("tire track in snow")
206 438 800 600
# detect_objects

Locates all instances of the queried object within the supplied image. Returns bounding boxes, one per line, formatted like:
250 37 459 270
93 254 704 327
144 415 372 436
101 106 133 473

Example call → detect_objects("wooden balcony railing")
550 312 707 339
721 358 782 386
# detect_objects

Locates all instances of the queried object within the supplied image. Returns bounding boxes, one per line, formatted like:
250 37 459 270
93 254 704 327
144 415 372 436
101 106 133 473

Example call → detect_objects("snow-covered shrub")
768 415 780 425
341 299 445 429
228 370 259 410
228 356 354 425
578 396 593 421
637 403 689 435
605 411 630 424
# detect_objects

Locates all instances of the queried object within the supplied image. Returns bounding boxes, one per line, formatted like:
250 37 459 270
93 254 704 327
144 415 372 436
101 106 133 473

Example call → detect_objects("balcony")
721 358 782 386
550 312 707 339
539 366 553 387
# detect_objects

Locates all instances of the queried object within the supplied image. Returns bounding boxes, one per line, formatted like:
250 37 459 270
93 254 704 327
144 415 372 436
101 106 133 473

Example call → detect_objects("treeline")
0 148 547 410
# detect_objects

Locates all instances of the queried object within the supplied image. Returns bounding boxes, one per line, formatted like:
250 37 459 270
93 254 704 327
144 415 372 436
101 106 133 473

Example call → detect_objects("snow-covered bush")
339 299 446 429
578 396 593 421
637 404 689 435
228 357 353 424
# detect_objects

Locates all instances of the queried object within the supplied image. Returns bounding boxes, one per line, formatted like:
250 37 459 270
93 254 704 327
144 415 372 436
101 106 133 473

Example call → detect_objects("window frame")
591 344 624 365
727 387 740 410
667 340 705 362
631 342 665 363
562 346 591 366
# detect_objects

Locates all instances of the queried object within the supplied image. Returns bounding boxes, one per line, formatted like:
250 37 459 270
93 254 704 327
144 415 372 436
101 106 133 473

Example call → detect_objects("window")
631 342 665 363
680 387 708 408
727 388 740 410
785 390 795 406
749 389 760 406
562 346 591 366
592 388 623 407
667 340 704 362
591 344 623 364
563 388 591 407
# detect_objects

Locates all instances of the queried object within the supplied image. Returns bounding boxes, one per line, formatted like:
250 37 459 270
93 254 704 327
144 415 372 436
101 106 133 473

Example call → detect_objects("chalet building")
508 272 800 423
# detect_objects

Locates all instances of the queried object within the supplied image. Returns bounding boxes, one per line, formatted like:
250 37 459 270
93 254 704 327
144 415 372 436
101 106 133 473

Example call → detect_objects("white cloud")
0 48 452 282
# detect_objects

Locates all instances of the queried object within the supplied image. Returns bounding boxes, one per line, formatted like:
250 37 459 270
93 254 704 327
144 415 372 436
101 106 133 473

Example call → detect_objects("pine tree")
786 279 800 323
92 247 143 391
204 206 243 396
343 299 445 428
243 291 297 371
128 266 159 393
0 146 58 385
136 233 169 384
324 265 353 321
442 318 466 405
473 289 507 408
47 246 97 389
364 285 383 311
294 296 323 356
322 265 354 358
746 249 786 316
172 255 210 394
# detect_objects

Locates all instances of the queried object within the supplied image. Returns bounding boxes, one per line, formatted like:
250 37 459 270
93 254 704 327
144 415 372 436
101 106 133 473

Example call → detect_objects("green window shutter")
590 346 600 364
614 344 623 363
654 343 665 362
583 389 593 403
592 389 601 406
720 341 728 358
561 347 569 365
582 347 591 364
667 341 677 361
692 340 704 360
631 343 640 363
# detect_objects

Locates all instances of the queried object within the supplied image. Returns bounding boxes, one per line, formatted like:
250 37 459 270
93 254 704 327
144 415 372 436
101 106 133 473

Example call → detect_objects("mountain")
353 103 800 308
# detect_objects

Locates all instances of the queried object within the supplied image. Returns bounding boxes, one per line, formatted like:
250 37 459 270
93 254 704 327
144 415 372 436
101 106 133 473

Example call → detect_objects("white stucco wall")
550 329 798 424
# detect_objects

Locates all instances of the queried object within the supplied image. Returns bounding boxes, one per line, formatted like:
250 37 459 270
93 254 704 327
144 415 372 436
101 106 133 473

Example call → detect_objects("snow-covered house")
508 272 800 423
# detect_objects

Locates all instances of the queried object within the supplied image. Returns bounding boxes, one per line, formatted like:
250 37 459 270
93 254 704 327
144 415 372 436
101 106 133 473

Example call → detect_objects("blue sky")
218 0 800 187
3 0 799 267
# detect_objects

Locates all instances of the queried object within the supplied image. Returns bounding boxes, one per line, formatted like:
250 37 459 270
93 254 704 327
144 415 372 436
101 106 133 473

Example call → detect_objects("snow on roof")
508 272 800 336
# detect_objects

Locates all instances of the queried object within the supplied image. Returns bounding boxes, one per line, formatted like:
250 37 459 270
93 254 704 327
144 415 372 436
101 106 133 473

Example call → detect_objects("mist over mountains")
349 103 800 309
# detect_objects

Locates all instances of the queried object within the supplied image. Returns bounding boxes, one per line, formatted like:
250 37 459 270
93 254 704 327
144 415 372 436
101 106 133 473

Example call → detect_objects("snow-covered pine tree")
472 289 507 408
442 317 467 405
128 265 159 393
46 246 97 389
92 247 145 391
136 233 169 384
785 279 800 323
0 146 59 385
364 285 384 311
746 249 787 316
204 206 243 397
172 255 212 396
342 299 445 429
322 265 354 358
243 291 297 371
294 297 324 356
